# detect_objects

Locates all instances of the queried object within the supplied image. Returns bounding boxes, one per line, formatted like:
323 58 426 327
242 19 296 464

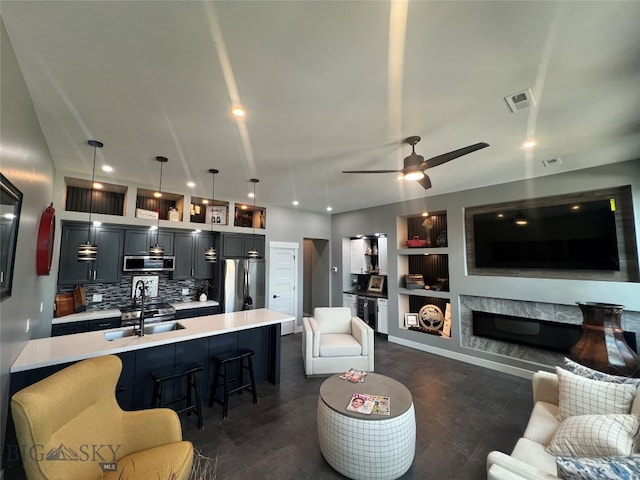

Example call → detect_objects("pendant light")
247 178 259 258
149 156 168 259
204 168 219 262
78 140 103 261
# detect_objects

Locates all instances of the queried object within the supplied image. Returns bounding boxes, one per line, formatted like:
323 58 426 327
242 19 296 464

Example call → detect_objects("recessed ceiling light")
102 165 113 173
202 199 209 204
93 183 103 189
326 206 332 212
187 181 195 188
153 192 162 198
522 140 537 149
292 200 299 206
92 221 102 226
231 106 246 118
241 205 247 210
421 212 429 217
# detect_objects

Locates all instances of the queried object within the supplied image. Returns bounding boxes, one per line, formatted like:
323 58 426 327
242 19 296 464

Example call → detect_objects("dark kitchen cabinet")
175 305 219 320
87 317 121 331
132 343 176 409
115 351 136 410
58 223 124 285
173 231 215 280
221 233 265 258
51 316 120 336
124 228 174 255
51 321 88 337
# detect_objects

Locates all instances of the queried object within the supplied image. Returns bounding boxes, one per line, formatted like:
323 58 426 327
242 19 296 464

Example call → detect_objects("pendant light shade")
204 168 219 263
149 156 168 259
247 178 259 258
77 140 103 262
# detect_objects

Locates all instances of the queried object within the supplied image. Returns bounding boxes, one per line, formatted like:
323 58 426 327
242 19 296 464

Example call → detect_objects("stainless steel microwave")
122 255 175 272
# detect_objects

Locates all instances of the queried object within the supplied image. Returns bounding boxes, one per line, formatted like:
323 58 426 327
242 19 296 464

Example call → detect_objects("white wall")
265 206 332 323
0 18 57 466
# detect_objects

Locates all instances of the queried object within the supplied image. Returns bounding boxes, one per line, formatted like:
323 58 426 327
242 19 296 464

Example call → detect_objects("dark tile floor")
3 333 532 480
183 333 533 480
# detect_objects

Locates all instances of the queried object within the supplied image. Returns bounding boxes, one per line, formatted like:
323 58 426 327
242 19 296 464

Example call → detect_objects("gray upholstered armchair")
302 307 374 376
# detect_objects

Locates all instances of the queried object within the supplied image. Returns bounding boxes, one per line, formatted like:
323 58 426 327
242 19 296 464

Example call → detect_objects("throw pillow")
556 455 640 480
562 358 640 386
546 414 639 458
556 367 636 420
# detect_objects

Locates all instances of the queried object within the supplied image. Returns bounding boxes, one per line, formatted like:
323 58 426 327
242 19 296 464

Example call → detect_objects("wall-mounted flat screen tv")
472 198 620 271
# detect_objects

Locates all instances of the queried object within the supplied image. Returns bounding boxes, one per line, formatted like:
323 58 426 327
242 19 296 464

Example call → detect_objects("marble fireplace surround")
460 295 640 367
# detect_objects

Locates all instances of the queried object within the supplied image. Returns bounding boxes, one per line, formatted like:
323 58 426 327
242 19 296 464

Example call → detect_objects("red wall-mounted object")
36 203 56 275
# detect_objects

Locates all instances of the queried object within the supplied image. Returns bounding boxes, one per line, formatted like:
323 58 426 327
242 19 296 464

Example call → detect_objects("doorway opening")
303 238 330 318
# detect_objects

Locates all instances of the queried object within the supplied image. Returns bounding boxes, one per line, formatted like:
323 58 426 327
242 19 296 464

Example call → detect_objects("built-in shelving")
397 211 451 338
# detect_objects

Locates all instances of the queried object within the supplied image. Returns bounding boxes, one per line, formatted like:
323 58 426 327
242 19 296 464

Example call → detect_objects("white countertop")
51 300 220 324
13 308 292 373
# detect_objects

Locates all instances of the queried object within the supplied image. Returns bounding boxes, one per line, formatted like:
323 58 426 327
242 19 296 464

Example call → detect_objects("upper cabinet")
221 233 265 259
58 222 124 285
349 239 365 274
124 228 174 255
173 231 216 280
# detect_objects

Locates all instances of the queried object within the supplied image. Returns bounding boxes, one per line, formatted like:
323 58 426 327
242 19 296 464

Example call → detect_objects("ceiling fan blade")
417 175 432 190
422 142 489 169
342 169 401 174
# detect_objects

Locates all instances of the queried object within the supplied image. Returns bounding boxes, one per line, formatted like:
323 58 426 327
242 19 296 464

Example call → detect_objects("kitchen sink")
145 322 185 334
104 322 185 341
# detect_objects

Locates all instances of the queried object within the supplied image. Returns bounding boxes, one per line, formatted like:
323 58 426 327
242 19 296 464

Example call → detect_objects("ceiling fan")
342 136 489 190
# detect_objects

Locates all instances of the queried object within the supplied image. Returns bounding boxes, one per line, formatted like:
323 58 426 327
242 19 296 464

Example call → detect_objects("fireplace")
472 310 637 355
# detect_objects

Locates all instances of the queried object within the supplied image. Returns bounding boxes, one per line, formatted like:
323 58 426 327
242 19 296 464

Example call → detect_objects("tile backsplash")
58 272 213 311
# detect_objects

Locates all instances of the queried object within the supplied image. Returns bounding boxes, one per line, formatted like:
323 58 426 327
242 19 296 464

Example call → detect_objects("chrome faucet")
133 280 147 336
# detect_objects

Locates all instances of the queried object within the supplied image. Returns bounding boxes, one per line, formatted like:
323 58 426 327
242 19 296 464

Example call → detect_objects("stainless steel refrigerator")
223 258 266 312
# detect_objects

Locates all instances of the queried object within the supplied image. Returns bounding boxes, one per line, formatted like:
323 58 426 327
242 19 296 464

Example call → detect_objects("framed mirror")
1 173 23 300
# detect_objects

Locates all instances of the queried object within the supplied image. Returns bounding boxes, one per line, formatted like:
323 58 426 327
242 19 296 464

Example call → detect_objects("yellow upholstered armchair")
11 355 193 480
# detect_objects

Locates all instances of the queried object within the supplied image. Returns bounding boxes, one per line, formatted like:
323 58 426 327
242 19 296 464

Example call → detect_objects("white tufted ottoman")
317 373 416 480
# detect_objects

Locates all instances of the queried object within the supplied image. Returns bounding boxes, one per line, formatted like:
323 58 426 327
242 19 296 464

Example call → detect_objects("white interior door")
268 242 299 335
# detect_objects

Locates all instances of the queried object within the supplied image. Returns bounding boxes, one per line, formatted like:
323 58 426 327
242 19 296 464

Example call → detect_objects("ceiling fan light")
404 171 424 181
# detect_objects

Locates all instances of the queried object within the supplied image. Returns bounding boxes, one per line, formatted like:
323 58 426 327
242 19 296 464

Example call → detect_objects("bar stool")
151 362 204 429
209 349 257 418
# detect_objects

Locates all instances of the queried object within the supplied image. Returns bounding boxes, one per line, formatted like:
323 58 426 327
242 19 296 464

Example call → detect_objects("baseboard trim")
387 335 534 380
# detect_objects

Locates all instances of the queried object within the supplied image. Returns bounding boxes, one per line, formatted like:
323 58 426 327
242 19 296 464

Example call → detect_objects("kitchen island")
10 308 293 410
5 309 293 470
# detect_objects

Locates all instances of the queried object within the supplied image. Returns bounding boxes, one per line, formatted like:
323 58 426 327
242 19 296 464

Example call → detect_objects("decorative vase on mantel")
570 302 640 378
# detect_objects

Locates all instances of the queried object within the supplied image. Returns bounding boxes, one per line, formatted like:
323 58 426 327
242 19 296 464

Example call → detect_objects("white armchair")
302 307 374 376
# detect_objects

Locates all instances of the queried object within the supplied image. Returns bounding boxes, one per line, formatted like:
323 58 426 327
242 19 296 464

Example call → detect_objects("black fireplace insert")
472 310 637 355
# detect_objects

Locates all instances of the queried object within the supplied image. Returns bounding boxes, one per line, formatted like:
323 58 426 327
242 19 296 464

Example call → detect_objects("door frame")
268 241 300 330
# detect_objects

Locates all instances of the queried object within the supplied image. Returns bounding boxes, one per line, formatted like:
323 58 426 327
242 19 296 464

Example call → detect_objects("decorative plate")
418 304 444 331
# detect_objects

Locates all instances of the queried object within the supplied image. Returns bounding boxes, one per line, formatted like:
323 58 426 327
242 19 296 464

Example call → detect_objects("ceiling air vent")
541 157 562 168
505 88 536 113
